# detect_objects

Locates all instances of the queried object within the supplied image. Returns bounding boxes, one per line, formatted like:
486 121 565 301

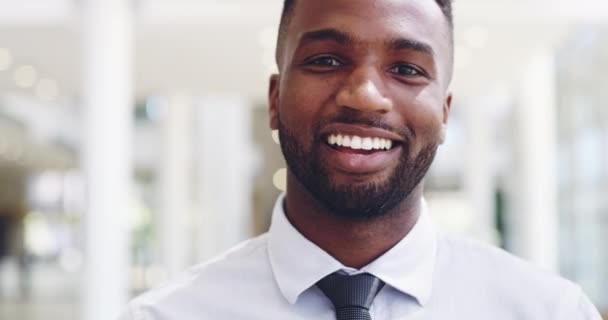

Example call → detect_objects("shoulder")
437 233 574 290
125 233 274 318
188 232 271 280
434 233 599 318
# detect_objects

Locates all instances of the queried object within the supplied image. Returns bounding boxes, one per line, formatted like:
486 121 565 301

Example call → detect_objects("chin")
327 167 395 186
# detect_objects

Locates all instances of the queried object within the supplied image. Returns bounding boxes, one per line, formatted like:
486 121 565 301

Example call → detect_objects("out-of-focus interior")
0 0 606 319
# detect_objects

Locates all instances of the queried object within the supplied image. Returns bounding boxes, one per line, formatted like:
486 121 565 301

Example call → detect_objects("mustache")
315 109 414 141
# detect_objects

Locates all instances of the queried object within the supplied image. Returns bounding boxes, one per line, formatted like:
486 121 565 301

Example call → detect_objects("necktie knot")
316 272 385 320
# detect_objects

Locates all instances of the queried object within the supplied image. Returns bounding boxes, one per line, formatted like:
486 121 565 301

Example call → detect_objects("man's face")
269 0 453 219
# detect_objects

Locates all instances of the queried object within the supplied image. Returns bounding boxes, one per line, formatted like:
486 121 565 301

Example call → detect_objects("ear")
268 74 280 130
439 92 452 144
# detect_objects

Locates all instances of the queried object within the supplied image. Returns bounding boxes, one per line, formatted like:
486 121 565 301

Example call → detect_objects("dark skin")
268 0 453 268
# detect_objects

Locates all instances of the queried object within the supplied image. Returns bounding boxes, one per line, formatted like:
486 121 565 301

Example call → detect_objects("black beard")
278 116 438 220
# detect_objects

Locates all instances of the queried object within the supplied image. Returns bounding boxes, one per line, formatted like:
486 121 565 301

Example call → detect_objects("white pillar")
81 1 133 320
511 51 559 271
158 94 193 276
195 96 254 261
463 98 498 244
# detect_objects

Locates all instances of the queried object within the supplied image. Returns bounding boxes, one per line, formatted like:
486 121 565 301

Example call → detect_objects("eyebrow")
388 38 435 57
299 28 354 46
298 28 434 57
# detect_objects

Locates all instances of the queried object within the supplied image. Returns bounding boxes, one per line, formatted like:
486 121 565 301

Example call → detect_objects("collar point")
284 293 300 305
414 291 432 307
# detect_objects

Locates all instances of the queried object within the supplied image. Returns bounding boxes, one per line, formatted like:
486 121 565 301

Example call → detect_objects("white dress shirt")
120 194 602 319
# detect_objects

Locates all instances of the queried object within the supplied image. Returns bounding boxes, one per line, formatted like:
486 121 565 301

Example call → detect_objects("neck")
284 172 422 269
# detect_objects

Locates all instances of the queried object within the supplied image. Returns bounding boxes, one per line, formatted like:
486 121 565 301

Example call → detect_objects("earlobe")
439 124 447 144
268 74 280 130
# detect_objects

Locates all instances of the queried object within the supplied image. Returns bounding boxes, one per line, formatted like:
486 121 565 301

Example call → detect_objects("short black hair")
276 0 454 62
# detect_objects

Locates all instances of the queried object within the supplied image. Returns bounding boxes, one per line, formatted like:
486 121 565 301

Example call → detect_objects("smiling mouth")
325 134 400 154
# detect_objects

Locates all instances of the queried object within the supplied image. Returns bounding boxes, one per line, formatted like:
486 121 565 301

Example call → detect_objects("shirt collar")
267 193 438 306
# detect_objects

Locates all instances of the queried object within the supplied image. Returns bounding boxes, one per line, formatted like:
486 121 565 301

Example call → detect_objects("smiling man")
121 0 601 319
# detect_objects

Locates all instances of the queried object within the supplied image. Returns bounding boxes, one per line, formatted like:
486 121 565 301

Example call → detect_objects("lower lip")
320 143 401 174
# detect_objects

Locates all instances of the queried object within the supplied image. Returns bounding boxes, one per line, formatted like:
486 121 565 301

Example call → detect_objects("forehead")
286 0 450 52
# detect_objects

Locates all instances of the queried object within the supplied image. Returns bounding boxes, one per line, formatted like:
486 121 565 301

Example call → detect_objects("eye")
307 56 343 67
389 64 424 77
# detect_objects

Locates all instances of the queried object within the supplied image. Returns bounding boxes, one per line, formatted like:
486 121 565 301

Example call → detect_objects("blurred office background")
0 0 606 319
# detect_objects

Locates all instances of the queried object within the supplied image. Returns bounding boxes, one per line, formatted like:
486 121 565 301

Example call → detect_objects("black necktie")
316 272 385 320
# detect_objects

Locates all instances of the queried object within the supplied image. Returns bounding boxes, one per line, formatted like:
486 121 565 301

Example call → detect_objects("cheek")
279 74 337 135
396 88 445 149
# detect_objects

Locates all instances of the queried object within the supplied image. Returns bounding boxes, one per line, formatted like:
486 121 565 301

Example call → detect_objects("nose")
335 66 393 113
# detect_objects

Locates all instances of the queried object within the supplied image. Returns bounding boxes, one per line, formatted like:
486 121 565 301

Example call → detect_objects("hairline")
275 0 454 66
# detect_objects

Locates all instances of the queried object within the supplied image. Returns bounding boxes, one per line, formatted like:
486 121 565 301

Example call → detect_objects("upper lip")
319 123 405 143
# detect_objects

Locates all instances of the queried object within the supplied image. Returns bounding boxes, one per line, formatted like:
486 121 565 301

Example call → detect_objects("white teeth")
362 137 373 150
372 138 381 149
336 135 343 146
351 136 362 149
342 136 352 147
326 134 394 151
329 135 336 145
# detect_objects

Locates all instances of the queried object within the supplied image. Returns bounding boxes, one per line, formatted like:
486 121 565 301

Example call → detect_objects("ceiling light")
273 168 287 191
14 65 38 88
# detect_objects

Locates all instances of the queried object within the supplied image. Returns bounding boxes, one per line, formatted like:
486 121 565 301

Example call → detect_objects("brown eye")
389 64 422 76
309 56 342 67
